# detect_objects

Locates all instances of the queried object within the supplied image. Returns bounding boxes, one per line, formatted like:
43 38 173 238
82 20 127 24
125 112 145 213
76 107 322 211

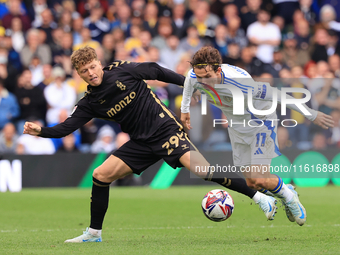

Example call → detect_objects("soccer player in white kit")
181 46 334 226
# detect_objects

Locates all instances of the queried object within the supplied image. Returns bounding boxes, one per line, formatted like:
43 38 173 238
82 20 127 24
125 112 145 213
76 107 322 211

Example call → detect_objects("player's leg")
224 131 278 220
178 151 277 220
65 155 133 243
244 165 306 226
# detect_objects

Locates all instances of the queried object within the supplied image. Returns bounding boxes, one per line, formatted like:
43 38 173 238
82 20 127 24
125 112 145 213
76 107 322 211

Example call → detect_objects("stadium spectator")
142 2 159 37
49 27 64 63
239 46 265 77
28 0 48 28
213 24 228 58
83 5 110 43
272 0 299 25
61 0 81 20
58 10 73 33
91 125 117 153
226 16 248 50
14 69 46 133
0 79 20 130
57 133 79 153
17 120 55 155
277 126 291 150
8 17 25 53
312 132 327 150
77 0 109 19
111 4 132 38
264 48 289 78
282 34 310 69
101 34 115 66
240 0 262 32
311 27 340 63
54 32 73 75
294 19 311 51
44 66 76 125
151 17 174 50
124 25 143 57
189 0 220 39
329 109 340 147
147 46 168 68
247 8 281 64
222 42 241 66
179 25 205 56
328 54 340 78
286 65 311 143
160 35 186 71
37 9 58 45
1 0 31 32
0 47 19 93
111 27 126 45
299 0 317 26
73 27 101 51
29 55 44 86
221 4 238 25
20 28 52 68
36 64 53 91
48 109 81 151
79 119 98 152
172 3 190 40
314 71 340 115
0 122 18 154
72 16 84 46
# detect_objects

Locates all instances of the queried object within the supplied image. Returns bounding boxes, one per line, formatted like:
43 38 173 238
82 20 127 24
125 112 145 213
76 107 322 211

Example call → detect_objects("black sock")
90 177 111 230
205 172 256 199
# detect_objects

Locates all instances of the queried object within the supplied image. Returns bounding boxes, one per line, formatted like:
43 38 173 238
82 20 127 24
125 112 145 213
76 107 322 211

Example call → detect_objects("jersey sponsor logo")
106 92 136 117
116 80 126 91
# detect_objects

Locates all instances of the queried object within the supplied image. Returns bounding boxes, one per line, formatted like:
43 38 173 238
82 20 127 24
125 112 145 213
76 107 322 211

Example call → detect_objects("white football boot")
282 184 296 222
256 195 278 220
64 228 102 243
285 188 307 226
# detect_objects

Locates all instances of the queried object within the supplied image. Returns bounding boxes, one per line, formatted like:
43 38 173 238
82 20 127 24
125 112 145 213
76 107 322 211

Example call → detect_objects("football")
201 189 234 222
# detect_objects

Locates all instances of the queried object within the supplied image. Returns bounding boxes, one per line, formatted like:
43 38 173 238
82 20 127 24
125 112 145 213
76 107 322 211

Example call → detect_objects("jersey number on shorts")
162 135 180 155
256 132 266 147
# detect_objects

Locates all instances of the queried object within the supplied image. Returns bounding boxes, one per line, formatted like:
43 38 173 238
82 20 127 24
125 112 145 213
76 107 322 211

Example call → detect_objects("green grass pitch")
1 185 339 255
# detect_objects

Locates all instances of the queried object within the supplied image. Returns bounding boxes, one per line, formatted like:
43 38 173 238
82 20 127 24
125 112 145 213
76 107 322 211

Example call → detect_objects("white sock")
270 177 294 202
88 228 102 236
252 191 265 203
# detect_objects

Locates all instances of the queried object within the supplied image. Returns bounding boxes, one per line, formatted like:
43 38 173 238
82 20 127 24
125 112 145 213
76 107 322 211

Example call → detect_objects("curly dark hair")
190 46 222 72
71 46 98 70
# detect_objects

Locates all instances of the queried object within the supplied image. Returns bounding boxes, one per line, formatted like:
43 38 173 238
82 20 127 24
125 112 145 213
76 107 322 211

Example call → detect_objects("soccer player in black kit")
24 46 277 243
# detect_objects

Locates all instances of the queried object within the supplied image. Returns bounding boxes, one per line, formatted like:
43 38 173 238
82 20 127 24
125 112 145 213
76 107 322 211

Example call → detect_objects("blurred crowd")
0 0 340 155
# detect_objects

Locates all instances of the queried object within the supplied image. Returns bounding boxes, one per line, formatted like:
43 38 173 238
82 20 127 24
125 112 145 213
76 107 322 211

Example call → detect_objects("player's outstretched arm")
312 111 334 129
23 122 42 136
181 112 192 130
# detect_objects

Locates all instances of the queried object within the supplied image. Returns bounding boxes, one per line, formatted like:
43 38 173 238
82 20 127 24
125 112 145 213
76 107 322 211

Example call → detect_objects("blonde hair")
71 46 98 70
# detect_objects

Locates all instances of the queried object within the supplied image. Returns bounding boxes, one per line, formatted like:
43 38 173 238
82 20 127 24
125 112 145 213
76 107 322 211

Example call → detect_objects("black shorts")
113 123 195 175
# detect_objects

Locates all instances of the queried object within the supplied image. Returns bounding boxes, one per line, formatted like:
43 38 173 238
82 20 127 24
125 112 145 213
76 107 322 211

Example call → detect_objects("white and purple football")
202 189 234 222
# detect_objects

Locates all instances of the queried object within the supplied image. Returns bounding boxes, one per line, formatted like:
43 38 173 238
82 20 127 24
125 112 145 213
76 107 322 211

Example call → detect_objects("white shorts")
228 126 281 167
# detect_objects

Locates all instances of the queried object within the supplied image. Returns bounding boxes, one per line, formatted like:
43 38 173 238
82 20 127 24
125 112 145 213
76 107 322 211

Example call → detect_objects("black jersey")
39 61 185 141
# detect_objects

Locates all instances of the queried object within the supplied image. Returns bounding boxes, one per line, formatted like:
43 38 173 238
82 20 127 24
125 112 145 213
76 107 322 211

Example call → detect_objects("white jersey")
181 64 317 135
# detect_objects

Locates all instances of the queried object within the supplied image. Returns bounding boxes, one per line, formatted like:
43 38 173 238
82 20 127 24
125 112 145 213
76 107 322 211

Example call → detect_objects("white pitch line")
0 224 339 233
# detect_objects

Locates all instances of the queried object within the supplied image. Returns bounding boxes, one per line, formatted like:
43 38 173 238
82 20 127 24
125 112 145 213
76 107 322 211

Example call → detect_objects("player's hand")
313 111 334 129
23 122 42 136
181 112 192 130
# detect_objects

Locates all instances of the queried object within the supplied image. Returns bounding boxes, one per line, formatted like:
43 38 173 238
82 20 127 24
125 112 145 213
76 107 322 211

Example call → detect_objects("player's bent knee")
93 166 122 183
